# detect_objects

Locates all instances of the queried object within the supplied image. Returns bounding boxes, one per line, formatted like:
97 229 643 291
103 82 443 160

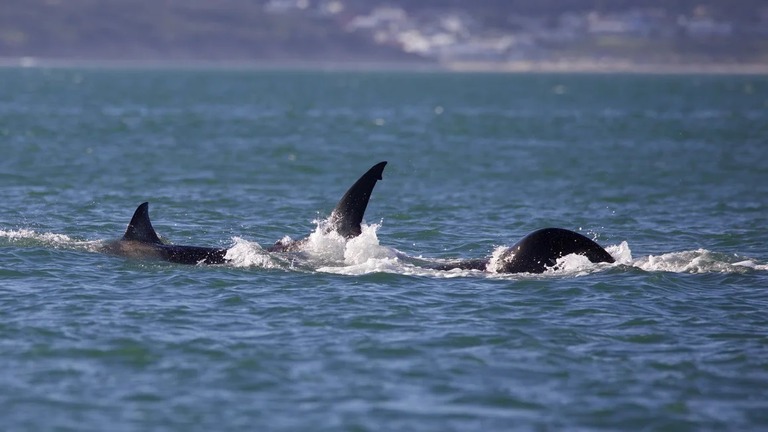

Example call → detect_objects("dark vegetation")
0 0 416 61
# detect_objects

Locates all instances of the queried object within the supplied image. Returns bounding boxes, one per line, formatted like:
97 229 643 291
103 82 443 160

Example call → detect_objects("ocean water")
1 67 767 431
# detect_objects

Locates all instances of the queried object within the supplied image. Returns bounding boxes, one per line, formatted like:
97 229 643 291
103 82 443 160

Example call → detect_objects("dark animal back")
499 228 614 273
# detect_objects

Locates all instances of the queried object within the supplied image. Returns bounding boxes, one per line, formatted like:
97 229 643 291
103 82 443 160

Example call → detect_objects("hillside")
0 0 418 62
1 0 766 67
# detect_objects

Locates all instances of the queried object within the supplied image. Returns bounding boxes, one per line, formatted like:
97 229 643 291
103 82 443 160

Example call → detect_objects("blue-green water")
1 68 767 431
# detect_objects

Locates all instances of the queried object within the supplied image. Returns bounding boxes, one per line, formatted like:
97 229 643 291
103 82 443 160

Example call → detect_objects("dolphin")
101 161 388 264
432 227 615 273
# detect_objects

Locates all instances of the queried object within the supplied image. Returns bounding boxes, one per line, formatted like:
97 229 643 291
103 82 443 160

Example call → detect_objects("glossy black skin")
110 242 228 265
101 202 228 265
433 228 615 274
103 161 388 264
266 161 387 252
101 162 613 273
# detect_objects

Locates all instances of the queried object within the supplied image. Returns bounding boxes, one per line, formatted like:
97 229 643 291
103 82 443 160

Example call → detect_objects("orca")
267 161 387 252
101 202 228 264
432 227 615 273
99 160 613 274
101 161 387 264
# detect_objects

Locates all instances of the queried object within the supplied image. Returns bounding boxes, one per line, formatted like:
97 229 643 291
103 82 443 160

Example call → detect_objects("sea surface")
1 67 767 431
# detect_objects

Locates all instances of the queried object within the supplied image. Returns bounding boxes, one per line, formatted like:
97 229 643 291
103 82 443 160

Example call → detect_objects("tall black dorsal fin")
329 161 387 238
121 202 163 244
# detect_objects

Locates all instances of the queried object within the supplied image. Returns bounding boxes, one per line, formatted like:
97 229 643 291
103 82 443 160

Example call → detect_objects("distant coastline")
442 60 768 75
1 56 767 75
4 1 767 78
0 57 439 72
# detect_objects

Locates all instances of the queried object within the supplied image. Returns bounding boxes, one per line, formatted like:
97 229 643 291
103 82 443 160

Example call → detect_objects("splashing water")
224 237 280 269
632 249 767 273
0 228 74 246
0 228 102 251
1 227 765 276
607 241 633 264
310 222 402 274
342 223 397 264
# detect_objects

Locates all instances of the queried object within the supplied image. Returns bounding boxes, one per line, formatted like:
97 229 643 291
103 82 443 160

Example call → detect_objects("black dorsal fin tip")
122 202 163 244
330 161 387 238
370 161 387 180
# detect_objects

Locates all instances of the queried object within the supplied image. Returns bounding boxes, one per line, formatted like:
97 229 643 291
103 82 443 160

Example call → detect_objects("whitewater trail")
2 226 765 276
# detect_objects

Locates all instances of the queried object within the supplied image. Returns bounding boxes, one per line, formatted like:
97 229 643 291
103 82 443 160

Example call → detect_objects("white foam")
542 241 765 275
302 223 348 263
318 256 403 275
296 220 397 265
631 249 760 274
0 228 74 245
607 241 633 265
306 222 479 277
0 228 104 252
4 225 765 276
224 237 280 269
343 223 397 264
318 257 479 278
477 240 765 277
732 260 768 271
485 243 618 277
314 232 768 277
547 253 597 276
486 245 511 273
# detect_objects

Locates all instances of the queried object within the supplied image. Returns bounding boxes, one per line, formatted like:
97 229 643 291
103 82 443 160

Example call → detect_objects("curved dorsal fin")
122 202 163 244
329 161 387 238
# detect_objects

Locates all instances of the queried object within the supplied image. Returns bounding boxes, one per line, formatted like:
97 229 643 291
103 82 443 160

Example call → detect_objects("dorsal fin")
121 202 163 244
329 161 387 238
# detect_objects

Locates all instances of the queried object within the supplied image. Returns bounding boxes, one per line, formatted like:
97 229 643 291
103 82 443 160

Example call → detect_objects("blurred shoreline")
2 56 767 75
442 60 768 75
